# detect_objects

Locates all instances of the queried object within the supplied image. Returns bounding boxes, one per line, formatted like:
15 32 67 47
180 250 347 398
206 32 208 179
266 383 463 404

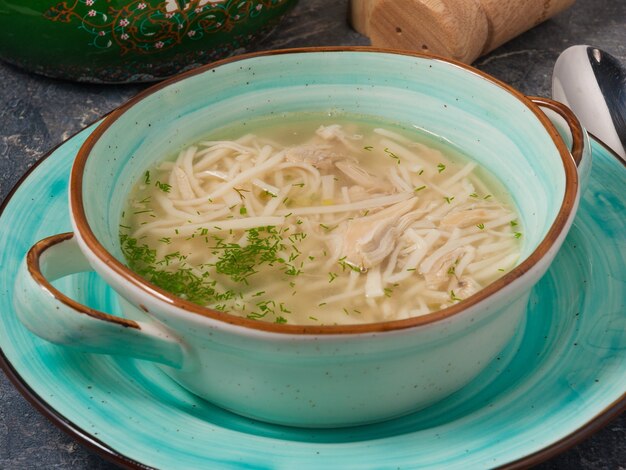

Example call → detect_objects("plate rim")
0 127 624 470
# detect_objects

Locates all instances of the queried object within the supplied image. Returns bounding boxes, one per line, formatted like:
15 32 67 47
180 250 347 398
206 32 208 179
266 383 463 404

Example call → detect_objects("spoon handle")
553 45 626 160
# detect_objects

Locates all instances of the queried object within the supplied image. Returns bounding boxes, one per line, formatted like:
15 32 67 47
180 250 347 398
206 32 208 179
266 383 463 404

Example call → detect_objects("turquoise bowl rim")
70 46 581 335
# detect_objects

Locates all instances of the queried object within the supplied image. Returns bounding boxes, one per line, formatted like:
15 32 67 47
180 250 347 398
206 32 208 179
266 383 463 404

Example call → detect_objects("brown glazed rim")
71 46 580 335
527 95 585 167
26 232 140 330
0 117 623 470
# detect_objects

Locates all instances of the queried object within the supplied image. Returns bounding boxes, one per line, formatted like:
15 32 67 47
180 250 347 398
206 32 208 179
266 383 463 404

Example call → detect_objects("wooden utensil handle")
350 0 575 63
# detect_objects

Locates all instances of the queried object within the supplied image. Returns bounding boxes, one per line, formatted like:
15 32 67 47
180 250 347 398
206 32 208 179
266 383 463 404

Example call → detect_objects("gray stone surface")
0 0 624 468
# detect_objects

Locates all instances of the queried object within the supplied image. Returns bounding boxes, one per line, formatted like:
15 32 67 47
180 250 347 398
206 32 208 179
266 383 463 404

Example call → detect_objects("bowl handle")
529 96 593 193
13 232 185 368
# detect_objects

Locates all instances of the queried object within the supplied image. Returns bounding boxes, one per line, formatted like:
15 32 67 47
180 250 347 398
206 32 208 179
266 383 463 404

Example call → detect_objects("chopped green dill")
210 226 286 283
498 268 505 272
406 268 416 272
328 272 338 283
414 185 426 192
257 300 275 314
133 209 153 215
289 232 307 242
447 266 456 275
233 187 249 199
139 196 151 204
144 171 151 184
338 258 362 273
418 169 424 175
309 316 319 321
477 223 485 230
383 287 393 298
364 145 373 151
284 264 302 276
510 220 518 227
343 308 350 315
119 224 131 230
120 234 223 305
247 312 267 320
514 232 522 239
437 163 446 173
384 147 400 164
239 206 247 215
120 223 308 315
444 196 455 204
293 183 305 188
318 302 327 307
154 181 171 193
450 290 463 302
483 194 492 200
469 193 479 198
275 316 288 324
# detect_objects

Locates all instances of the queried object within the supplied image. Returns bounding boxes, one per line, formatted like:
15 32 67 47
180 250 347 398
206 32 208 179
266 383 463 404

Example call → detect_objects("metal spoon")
552 45 626 159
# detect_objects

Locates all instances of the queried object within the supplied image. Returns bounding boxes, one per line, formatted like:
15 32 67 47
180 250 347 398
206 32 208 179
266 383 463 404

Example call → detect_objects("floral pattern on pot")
44 0 290 55
0 0 296 82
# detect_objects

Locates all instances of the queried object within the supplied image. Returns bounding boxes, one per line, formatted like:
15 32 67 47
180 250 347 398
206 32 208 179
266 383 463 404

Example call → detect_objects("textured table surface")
1 0 625 468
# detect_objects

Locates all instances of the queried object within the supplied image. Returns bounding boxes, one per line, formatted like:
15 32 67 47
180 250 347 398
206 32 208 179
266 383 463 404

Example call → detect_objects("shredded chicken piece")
340 199 417 270
451 276 482 299
440 205 502 228
423 247 465 289
347 185 391 202
285 144 345 169
316 124 363 150
335 160 392 192
346 185 370 202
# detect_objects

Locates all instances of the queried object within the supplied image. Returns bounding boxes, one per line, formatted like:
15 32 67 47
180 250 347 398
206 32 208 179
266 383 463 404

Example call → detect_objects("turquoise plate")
0 125 625 469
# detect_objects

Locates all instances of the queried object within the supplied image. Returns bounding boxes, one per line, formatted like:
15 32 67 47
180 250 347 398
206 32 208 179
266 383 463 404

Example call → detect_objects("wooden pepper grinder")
350 0 576 64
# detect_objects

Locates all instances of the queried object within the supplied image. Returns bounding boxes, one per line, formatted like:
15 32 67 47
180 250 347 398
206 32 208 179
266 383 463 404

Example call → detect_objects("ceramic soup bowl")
14 48 590 428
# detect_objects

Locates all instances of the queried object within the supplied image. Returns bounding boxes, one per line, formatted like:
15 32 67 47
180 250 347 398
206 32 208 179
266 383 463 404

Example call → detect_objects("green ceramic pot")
0 0 297 83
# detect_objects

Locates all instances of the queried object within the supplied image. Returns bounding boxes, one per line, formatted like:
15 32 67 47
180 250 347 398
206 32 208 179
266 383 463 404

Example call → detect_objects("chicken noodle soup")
120 115 522 325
